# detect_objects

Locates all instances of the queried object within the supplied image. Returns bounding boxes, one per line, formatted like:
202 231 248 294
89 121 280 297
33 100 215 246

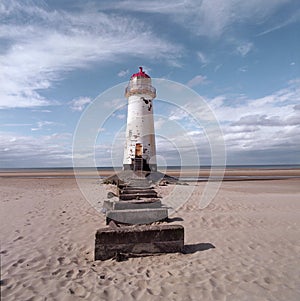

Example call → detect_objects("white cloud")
187 75 208 87
31 109 52 113
0 0 181 109
197 51 209 65
238 66 248 72
0 132 73 167
116 114 125 119
205 79 300 124
2 123 32 127
169 109 189 121
162 78 300 163
70 97 92 112
187 130 203 136
118 69 129 77
236 42 253 56
210 79 300 157
101 0 291 38
31 121 58 131
256 9 300 36
104 98 125 109
233 115 283 127
154 117 166 130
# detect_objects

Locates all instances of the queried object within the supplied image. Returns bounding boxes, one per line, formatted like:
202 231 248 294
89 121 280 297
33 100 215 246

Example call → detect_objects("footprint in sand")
65 270 74 278
76 269 85 278
12 258 25 267
57 257 65 265
13 236 23 242
51 269 61 276
137 266 145 274
131 288 146 300
145 269 151 278
68 284 86 297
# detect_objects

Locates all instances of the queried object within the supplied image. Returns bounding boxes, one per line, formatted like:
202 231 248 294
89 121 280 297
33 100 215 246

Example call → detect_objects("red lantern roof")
131 67 150 79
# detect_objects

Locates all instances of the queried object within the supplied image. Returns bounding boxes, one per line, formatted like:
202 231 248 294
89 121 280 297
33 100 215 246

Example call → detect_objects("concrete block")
95 224 184 260
106 208 168 224
104 199 162 211
103 200 114 211
119 192 158 200
120 188 155 194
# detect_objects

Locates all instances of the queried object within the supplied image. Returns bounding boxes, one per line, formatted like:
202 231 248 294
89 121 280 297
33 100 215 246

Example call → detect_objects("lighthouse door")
135 143 143 157
133 143 143 171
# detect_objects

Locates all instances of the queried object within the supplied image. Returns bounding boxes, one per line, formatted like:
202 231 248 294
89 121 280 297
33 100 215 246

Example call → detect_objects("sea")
1 165 300 181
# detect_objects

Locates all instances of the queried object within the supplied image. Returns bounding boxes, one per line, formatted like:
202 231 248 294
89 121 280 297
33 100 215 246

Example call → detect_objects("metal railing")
125 84 156 98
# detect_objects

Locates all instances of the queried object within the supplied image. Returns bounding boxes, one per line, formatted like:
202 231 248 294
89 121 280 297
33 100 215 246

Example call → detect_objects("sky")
0 0 299 168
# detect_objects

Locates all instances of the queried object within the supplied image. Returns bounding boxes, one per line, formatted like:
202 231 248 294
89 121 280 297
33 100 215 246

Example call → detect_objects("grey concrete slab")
106 208 168 224
95 224 184 260
104 199 162 210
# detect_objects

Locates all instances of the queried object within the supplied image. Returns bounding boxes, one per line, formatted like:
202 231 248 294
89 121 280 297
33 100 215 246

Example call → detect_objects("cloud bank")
0 0 181 109
100 0 292 37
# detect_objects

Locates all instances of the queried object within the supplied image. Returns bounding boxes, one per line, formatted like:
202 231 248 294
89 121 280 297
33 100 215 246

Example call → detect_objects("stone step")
95 224 184 261
128 180 151 187
120 185 154 189
103 199 162 210
119 193 158 200
120 189 157 195
118 183 152 189
106 207 168 225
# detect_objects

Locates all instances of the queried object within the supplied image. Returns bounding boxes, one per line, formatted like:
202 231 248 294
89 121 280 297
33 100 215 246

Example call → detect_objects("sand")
1 175 300 301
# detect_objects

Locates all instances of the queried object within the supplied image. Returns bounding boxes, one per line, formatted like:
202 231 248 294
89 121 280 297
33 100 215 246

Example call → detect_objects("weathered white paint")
123 73 157 171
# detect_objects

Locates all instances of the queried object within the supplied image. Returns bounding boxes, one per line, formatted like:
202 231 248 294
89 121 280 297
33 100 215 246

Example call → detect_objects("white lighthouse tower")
123 67 157 172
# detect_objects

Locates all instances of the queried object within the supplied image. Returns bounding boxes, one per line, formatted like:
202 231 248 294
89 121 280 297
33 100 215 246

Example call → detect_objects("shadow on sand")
112 243 215 261
183 243 215 254
167 217 184 222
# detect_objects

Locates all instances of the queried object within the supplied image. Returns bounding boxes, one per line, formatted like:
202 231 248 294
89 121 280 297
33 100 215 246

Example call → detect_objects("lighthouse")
123 67 157 172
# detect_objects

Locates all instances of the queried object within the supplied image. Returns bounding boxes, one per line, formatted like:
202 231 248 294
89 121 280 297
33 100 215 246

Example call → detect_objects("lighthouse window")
128 130 132 137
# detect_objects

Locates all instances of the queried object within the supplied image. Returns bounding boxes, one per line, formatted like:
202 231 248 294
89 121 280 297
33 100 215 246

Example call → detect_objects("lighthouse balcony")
125 85 156 98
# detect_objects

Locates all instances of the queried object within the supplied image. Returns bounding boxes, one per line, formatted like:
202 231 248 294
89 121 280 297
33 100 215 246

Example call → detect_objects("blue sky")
0 0 299 168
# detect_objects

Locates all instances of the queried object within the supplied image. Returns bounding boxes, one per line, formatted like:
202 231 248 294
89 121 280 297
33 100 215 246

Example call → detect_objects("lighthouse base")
103 170 177 186
123 161 157 172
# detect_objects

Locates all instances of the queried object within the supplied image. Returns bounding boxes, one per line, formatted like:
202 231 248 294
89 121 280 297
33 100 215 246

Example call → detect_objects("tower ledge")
125 86 156 98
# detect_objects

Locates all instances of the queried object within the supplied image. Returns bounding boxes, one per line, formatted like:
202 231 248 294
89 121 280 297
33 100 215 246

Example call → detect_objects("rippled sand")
1 176 300 300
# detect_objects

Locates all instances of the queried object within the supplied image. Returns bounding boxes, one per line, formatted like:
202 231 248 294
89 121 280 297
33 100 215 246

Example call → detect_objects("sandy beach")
1 173 300 300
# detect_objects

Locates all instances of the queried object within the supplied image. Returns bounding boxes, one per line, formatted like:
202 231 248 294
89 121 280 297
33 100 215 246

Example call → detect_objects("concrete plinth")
106 208 168 225
102 170 178 185
95 224 184 260
119 193 158 200
103 199 162 210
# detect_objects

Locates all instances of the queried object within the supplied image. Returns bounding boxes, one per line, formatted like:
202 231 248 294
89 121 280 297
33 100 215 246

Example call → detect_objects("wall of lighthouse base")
123 163 157 172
